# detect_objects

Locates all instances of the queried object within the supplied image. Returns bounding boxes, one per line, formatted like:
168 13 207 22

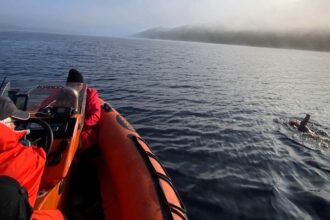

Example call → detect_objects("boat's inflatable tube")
98 103 187 220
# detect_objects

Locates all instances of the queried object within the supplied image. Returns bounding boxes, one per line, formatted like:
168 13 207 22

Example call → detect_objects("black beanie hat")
67 69 84 83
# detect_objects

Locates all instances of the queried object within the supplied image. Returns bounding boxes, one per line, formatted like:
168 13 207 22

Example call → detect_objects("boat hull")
98 103 186 220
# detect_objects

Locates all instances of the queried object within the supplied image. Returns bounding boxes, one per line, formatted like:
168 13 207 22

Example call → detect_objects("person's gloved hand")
15 129 31 146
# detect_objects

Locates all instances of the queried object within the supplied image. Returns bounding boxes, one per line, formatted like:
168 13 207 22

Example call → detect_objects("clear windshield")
27 86 78 112
2 81 87 115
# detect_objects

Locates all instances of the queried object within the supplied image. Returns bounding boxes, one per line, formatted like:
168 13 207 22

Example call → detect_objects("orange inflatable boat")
97 102 187 220
2 81 187 220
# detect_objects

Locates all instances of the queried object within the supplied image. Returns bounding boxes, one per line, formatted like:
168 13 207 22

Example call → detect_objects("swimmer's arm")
299 114 310 129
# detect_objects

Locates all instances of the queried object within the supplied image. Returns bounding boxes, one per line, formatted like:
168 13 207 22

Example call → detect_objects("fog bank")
136 26 330 52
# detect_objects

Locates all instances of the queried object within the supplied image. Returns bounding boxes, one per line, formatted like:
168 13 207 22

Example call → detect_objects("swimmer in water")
289 114 313 133
289 114 330 147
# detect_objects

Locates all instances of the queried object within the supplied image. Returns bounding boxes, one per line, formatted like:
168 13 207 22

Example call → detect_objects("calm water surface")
1 31 330 220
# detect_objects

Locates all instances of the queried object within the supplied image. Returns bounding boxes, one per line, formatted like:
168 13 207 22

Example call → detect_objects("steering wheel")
16 118 54 155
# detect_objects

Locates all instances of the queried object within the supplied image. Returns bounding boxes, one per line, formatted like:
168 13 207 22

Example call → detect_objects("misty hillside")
0 24 27 31
0 24 45 33
136 26 330 52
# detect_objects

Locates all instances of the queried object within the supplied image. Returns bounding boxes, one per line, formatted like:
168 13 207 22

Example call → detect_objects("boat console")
2 81 87 209
6 82 86 140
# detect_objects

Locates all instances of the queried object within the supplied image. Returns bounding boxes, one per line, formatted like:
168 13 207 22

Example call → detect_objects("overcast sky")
0 0 329 36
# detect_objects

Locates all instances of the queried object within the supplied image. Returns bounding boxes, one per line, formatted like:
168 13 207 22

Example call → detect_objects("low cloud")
136 25 330 52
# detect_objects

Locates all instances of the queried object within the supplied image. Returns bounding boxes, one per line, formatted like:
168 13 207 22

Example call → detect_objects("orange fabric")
31 209 64 220
98 108 187 219
0 123 46 206
14 129 29 140
98 109 163 220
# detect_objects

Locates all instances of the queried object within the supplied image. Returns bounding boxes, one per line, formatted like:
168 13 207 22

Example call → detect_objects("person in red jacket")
67 69 101 151
0 97 63 220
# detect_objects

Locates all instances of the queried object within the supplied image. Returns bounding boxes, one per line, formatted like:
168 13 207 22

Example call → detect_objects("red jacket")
0 124 64 219
85 87 101 127
80 87 101 150
0 123 46 207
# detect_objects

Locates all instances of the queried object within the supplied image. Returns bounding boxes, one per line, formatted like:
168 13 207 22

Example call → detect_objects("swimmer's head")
289 120 299 127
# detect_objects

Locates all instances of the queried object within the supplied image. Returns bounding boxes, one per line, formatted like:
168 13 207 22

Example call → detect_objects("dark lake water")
1 31 330 220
